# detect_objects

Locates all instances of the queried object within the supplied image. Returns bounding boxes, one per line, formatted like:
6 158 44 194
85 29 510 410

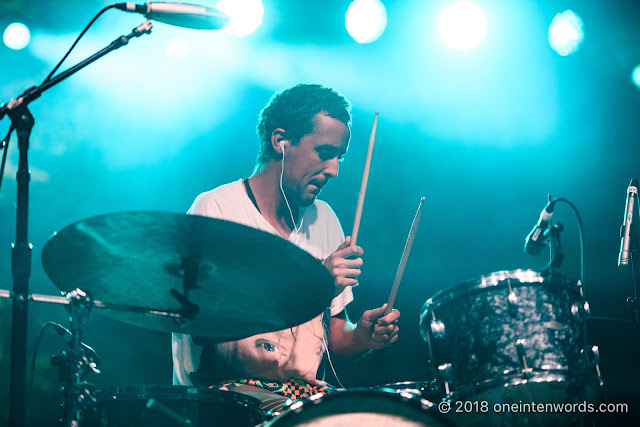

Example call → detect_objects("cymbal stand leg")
58 289 99 427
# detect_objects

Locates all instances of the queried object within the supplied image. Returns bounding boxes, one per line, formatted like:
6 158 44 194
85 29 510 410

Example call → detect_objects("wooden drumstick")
351 109 379 247
384 197 426 315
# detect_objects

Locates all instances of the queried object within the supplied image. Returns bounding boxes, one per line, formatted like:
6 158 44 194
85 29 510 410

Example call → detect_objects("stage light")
548 10 584 56
166 37 190 59
345 0 387 44
3 22 31 50
438 1 487 50
632 65 640 89
216 0 264 37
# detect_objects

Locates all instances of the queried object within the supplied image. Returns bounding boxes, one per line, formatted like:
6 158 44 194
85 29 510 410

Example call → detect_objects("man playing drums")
173 83 400 411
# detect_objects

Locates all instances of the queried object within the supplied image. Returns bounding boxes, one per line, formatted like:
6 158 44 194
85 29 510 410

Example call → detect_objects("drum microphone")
618 178 638 270
524 199 556 255
115 2 229 30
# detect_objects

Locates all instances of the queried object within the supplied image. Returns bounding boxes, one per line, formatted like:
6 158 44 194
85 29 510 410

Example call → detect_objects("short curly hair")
255 84 352 168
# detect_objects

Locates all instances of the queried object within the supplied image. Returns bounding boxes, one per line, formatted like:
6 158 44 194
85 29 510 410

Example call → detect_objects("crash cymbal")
41 211 334 339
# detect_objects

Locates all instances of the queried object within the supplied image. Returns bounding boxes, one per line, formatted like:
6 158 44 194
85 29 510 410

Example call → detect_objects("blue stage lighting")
216 0 264 37
548 10 584 56
438 1 487 50
3 22 31 50
632 65 640 89
345 0 387 44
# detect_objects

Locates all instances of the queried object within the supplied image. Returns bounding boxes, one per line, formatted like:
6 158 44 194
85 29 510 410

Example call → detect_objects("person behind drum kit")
172 83 400 412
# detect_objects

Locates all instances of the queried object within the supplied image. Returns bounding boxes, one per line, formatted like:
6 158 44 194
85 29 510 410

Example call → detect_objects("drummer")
172 83 400 411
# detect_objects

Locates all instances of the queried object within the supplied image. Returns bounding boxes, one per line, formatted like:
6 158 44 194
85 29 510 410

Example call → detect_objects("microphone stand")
1 20 153 426
626 224 640 324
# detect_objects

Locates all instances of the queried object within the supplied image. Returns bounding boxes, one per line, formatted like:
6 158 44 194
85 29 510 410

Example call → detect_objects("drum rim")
270 388 434 414
264 388 452 426
421 269 580 313
93 385 262 407
446 370 601 401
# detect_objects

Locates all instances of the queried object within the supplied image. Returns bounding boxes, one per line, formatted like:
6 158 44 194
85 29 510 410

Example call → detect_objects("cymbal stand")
1 286 191 425
0 20 152 426
169 256 201 327
53 289 100 427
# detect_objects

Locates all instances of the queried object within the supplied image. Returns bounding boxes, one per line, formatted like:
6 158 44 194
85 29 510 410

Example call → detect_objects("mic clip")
544 222 565 271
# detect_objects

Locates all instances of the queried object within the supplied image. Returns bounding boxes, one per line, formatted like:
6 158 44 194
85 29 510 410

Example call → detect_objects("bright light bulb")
548 10 584 56
217 0 264 37
3 22 31 50
438 1 488 50
345 0 387 44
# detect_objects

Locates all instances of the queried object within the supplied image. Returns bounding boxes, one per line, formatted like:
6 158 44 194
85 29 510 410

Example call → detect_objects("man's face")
283 112 350 207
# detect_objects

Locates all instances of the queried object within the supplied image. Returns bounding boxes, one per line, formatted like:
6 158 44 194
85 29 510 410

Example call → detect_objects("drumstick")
384 197 426 315
351 109 379 247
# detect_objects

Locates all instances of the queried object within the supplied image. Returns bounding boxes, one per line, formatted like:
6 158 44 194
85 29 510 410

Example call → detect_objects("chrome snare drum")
88 386 264 426
420 269 600 404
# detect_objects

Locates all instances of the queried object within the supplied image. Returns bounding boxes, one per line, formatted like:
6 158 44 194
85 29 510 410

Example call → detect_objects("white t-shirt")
172 180 353 385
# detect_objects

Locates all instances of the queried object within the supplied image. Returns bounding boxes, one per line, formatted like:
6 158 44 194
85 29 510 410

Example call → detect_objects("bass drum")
87 386 264 427
263 388 453 426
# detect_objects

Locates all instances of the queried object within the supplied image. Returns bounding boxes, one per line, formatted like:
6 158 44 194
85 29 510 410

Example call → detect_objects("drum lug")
508 291 518 316
581 345 604 386
507 279 518 317
515 338 533 377
577 279 584 299
583 301 591 317
430 319 445 339
437 363 454 397
429 310 445 339
571 301 591 320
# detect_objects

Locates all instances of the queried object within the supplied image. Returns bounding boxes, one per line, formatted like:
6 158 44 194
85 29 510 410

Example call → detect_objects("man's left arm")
329 304 400 357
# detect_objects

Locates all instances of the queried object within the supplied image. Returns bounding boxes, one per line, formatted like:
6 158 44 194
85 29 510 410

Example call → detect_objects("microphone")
524 199 556 255
115 2 229 30
618 178 638 270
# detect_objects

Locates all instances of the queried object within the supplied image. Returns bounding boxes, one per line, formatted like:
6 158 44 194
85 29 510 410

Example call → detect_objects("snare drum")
263 389 452 426
419 270 600 403
88 386 264 426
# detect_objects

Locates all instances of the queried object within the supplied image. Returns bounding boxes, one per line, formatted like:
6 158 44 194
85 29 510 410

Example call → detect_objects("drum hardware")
626 296 640 310
0 289 100 424
374 381 439 396
262 389 452 426
168 255 208 327
0 287 199 425
545 222 565 270
51 292 100 426
89 386 264 426
506 278 519 317
0 14 158 424
429 312 445 340
583 301 591 317
437 363 454 397
144 398 192 426
420 269 602 412
581 345 604 386
514 339 533 377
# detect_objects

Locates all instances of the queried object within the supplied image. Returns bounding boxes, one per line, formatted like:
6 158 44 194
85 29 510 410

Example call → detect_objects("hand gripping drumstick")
384 197 426 316
351 110 379 247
